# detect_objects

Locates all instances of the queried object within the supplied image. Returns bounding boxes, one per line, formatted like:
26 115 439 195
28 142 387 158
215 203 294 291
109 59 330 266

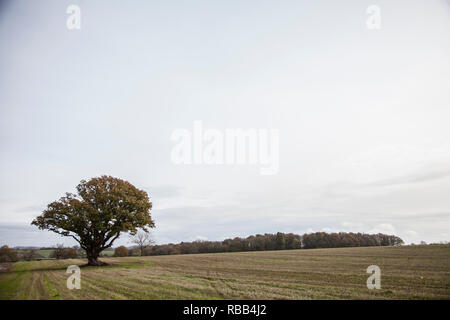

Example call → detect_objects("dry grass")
1 245 449 300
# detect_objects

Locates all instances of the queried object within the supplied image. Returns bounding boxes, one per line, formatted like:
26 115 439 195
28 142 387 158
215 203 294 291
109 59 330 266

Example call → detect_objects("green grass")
1 245 449 300
0 273 22 299
36 250 54 258
42 274 62 300
100 250 115 257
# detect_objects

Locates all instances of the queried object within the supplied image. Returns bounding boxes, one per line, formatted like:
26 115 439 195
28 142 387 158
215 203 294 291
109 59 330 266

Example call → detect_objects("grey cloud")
0 0 449 247
366 168 450 188
146 185 183 199
0 223 75 247
14 205 45 213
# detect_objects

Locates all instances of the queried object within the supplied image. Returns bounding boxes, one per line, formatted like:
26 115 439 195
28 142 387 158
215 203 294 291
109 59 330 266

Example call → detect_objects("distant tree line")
0 245 44 261
128 232 404 257
0 244 84 262
301 232 403 248
0 232 406 262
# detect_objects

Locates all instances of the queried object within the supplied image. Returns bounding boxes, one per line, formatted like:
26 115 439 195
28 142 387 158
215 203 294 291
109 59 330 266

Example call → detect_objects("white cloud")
368 223 396 235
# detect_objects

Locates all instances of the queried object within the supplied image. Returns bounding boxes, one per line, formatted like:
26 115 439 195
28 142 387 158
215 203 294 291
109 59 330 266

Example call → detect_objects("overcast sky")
1 0 449 247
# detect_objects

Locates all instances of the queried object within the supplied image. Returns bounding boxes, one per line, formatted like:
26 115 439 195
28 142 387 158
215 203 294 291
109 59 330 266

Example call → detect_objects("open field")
1 245 449 300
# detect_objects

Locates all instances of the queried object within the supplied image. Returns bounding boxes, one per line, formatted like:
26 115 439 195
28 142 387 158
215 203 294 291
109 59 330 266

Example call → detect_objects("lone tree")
32 176 154 266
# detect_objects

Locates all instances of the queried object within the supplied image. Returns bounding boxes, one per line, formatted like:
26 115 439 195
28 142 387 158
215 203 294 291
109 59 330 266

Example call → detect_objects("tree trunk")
87 251 100 266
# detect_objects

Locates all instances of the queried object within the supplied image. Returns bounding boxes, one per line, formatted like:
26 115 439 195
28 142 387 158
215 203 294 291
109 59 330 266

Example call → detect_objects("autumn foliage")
0 245 19 262
114 245 129 257
141 232 403 256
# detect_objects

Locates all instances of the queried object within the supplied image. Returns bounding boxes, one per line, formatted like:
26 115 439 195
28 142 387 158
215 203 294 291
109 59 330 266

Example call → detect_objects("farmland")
0 245 449 300
13 248 115 259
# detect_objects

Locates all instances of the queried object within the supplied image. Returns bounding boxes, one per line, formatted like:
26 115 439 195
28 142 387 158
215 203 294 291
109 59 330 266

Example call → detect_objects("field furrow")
1 245 449 300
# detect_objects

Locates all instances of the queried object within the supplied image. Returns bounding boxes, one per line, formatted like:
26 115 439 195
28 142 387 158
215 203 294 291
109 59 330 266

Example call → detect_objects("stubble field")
0 245 449 300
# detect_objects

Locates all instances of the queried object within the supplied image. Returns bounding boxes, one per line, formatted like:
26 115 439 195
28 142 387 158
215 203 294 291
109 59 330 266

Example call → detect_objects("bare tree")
50 243 79 259
51 243 65 259
131 231 154 256
23 249 42 261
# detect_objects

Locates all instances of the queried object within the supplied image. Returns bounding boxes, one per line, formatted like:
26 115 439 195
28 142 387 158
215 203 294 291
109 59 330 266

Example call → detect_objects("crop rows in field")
1 245 449 300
